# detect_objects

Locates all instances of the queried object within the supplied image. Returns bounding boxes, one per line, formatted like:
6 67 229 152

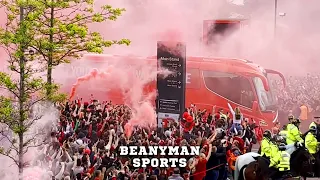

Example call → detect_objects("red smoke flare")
69 68 111 100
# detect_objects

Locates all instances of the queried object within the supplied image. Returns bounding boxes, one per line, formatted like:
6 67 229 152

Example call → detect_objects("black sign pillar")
156 41 186 127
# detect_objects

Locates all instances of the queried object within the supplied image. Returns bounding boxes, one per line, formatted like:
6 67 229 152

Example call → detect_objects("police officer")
271 143 291 179
265 136 290 179
309 121 317 130
286 118 303 147
260 130 272 159
288 115 294 123
279 125 288 141
306 122 320 177
305 125 319 155
273 135 286 145
269 136 281 167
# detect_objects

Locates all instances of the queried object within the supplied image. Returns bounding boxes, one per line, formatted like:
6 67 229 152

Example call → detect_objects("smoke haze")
90 0 320 75
0 104 59 179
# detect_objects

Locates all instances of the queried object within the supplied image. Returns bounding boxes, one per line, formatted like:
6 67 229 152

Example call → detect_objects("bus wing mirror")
265 69 286 88
243 72 269 91
252 101 259 112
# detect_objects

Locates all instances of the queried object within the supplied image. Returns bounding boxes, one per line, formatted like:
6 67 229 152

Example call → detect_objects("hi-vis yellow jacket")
305 132 319 154
286 123 303 145
261 137 272 157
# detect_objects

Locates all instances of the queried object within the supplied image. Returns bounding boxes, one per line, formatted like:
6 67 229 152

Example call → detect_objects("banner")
156 41 186 127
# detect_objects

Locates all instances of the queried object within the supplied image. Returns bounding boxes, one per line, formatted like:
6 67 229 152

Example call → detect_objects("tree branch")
0 150 18 166
0 130 18 154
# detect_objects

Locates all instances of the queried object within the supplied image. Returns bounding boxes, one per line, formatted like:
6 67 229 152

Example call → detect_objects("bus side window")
202 70 255 108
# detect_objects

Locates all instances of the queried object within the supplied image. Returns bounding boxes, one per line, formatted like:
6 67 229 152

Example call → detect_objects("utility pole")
274 0 278 37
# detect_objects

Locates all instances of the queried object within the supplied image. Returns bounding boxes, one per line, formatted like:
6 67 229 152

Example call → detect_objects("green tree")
0 0 49 178
30 0 130 96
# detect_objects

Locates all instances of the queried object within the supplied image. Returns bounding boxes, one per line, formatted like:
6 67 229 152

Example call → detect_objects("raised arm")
50 147 60 159
206 144 213 161
100 167 106 180
195 116 199 126
77 102 83 116
72 104 78 117
113 135 119 149
105 131 114 156
241 129 246 138
57 147 64 159
227 103 235 116
105 108 110 120
72 156 77 169
65 149 73 162
88 112 92 122
208 131 217 143
55 162 65 180
212 105 216 114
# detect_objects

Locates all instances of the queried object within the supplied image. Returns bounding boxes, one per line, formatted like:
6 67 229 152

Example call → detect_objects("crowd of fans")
273 74 320 119
28 98 260 180
26 74 320 180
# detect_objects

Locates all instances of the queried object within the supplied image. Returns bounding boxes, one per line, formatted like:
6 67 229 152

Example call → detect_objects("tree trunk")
47 63 52 96
18 6 26 180
18 133 24 180
46 5 54 97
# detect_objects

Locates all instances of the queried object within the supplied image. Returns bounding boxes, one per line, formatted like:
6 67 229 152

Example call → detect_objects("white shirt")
228 103 243 124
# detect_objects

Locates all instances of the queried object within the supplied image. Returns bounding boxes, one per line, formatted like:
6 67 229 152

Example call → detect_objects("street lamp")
279 12 286 17
274 0 286 37
274 0 278 37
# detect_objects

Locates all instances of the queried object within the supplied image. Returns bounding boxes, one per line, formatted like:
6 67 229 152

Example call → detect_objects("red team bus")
59 53 285 131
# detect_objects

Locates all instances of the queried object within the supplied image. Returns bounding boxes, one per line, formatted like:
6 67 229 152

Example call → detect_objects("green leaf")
0 0 131 100
0 72 17 91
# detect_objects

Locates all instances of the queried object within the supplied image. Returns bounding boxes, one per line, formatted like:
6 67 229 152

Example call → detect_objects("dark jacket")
217 146 227 164
206 146 226 171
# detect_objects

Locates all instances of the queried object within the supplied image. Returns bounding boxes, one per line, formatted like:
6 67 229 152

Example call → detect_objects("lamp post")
274 0 278 37
274 0 287 38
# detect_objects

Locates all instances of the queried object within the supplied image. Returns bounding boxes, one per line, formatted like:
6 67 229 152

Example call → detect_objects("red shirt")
202 112 208 123
97 123 104 137
138 168 144 173
193 158 207 180
183 112 189 119
167 167 174 176
202 116 207 123
88 167 95 174
162 119 169 128
255 126 263 142
184 121 195 132
97 129 103 138
88 124 92 138
214 113 220 120
58 131 65 144
77 99 81 106
202 143 209 156
233 136 245 152
175 137 182 145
